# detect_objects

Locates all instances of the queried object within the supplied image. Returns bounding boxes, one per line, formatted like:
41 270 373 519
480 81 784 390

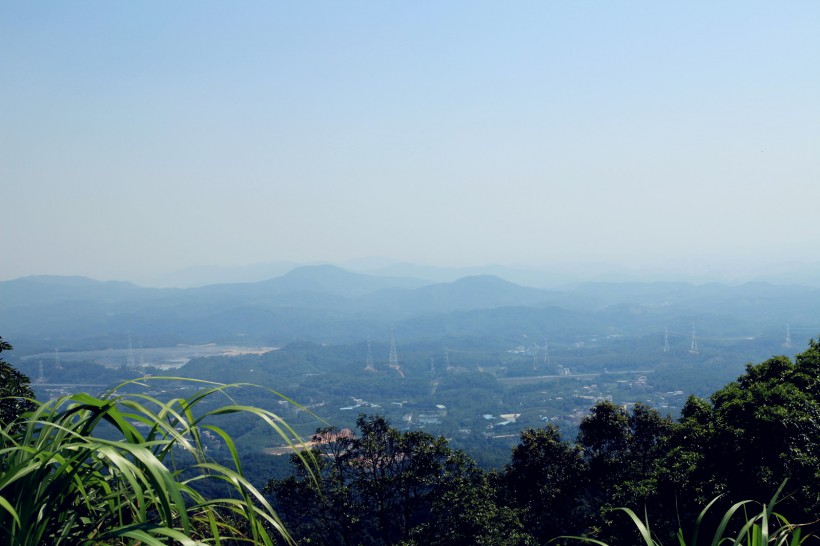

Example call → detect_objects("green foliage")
500 425 588 541
0 337 36 429
0 378 313 545
267 414 533 546
406 469 536 546
652 395 717 526
577 401 631 489
558 481 812 546
574 402 675 540
656 341 820 529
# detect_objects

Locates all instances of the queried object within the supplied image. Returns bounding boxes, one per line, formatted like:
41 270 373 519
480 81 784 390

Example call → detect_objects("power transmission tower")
784 325 792 349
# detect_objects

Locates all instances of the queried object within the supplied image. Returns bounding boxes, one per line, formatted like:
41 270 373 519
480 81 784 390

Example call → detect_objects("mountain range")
2 264 819 356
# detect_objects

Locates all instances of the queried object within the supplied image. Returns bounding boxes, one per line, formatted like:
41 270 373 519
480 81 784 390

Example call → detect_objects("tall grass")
558 481 813 546
0 379 316 545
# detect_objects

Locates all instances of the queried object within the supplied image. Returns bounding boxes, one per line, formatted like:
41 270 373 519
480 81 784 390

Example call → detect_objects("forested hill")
2 265 819 355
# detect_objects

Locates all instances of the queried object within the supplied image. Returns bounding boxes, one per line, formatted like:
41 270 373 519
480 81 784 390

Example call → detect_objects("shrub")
558 481 814 546
0 379 314 545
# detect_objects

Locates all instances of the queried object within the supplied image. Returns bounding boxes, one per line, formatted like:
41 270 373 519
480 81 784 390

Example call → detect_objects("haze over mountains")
2 264 819 359
146 259 820 289
6 261 820 475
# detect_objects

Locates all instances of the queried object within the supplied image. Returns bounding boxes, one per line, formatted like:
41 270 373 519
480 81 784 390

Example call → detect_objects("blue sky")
2 2 819 282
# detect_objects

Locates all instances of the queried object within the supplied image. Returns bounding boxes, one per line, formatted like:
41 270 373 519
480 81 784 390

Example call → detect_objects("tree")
648 339 820 541
408 463 535 546
0 337 36 429
500 425 588 541
625 403 672 479
701 347 818 522
266 428 361 546
652 395 718 536
577 401 631 509
267 414 498 546
576 401 674 543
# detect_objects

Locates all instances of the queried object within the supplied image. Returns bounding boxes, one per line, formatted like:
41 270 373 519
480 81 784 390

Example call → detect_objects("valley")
5 264 816 468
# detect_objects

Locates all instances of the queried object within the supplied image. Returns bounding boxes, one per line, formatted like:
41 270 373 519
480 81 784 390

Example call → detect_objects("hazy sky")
2 2 819 283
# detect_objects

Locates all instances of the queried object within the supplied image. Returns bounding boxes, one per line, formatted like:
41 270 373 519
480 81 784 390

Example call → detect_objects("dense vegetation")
1 334 817 544
0 337 36 431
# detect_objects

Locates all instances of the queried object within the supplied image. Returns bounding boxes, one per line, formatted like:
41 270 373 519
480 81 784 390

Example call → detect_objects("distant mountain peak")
449 274 517 287
281 264 353 278
259 264 429 298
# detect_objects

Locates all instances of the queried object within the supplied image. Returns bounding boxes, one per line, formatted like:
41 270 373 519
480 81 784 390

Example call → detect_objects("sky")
2 2 819 284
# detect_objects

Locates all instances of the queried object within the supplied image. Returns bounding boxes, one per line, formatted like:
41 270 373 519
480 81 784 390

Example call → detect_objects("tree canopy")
267 414 534 545
0 337 36 429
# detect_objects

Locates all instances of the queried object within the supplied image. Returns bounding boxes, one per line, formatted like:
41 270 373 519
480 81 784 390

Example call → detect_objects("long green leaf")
0 378 312 546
